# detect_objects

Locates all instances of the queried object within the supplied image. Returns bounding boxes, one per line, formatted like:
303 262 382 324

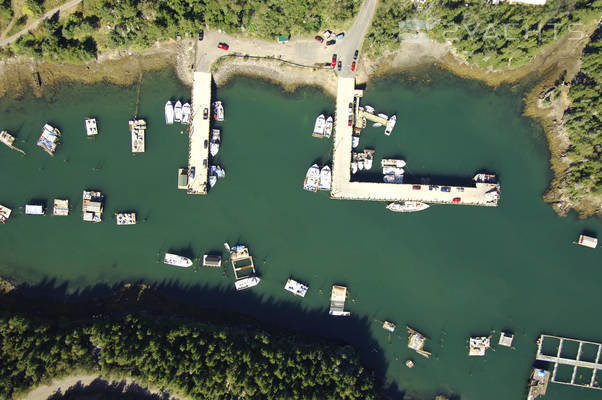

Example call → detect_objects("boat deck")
187 71 211 194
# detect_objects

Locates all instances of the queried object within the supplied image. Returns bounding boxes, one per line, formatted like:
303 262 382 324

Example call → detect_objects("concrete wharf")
187 71 211 194
535 334 602 390
331 77 499 206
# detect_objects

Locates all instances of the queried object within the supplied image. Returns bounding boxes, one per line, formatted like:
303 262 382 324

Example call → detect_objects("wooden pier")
188 71 211 194
331 77 500 206
535 334 602 390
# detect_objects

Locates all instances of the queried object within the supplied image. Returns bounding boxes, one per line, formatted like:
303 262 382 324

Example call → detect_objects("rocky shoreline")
0 30 598 217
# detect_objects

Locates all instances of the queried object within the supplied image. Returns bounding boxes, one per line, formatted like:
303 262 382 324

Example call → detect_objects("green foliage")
0 0 13 29
24 0 44 17
366 0 602 68
563 27 601 201
0 314 380 400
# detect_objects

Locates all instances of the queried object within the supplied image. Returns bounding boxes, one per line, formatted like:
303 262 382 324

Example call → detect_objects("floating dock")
116 212 136 225
82 190 104 223
85 118 98 137
52 199 69 216
331 77 500 206
129 119 146 153
187 71 211 194
329 285 351 316
535 334 602 391
177 168 188 190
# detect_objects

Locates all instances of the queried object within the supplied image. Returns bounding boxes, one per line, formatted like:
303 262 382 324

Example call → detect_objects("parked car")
204 140 208 149
331 54 337 67
336 32 345 39
189 167 196 179
354 50 359 60
429 185 439 191
203 108 208 120
323 30 332 39
412 185 421 190
198 30 204 41
348 117 352 126
217 42 229 50
441 186 451 192
453 197 461 203
337 61 342 71
326 39 336 46
314 35 324 43
351 61 356 71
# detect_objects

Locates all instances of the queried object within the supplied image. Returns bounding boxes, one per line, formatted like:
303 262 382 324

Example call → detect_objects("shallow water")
0 69 600 399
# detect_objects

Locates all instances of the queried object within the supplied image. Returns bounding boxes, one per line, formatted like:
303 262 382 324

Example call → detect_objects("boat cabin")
498 331 514 347
202 254 222 267
25 204 44 215
329 285 350 316
575 234 597 249
52 199 69 216
469 336 491 356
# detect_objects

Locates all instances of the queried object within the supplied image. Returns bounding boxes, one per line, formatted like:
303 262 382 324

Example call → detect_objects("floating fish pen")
37 124 61 156
202 254 222 267
499 331 514 347
382 321 396 332
284 278 309 297
0 131 26 155
469 336 491 356
329 285 350 316
0 204 11 223
82 190 104 223
85 118 98 137
527 368 550 400
129 119 146 153
115 212 136 225
52 199 69 216
230 245 255 279
25 204 44 215
574 234 598 249
407 326 431 358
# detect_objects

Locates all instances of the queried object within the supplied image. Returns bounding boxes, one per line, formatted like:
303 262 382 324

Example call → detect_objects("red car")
314 35 324 43
412 185 421 190
348 118 352 127
453 197 461 203
351 61 356 71
217 43 229 50
331 54 337 67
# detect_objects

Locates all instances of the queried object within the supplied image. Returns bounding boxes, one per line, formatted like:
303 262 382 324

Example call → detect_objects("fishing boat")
373 123 382 128
115 212 137 225
303 164 320 192
82 190 104 222
164 101 174 124
364 152 373 170
357 158 365 170
210 165 226 178
37 124 61 155
284 278 309 297
235 276 261 290
313 114 326 137
351 161 358 174
365 105 375 113
386 201 429 213
384 114 396 136
209 176 217 187
382 159 406 168
352 135 359 148
210 129 220 157
378 113 388 119
181 102 191 125
324 116 333 138
383 174 404 183
383 321 396 332
0 131 25 155
85 118 98 136
383 166 404 175
213 101 224 121
174 101 183 123
163 253 193 268
473 173 497 183
318 165 331 191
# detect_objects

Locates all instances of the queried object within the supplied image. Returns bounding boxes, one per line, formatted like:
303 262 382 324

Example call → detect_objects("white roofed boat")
382 159 406 168
163 253 193 268
85 118 98 136
383 166 404 175
165 101 174 125
386 201 430 213
174 101 183 122
352 135 359 148
213 101 224 121
473 173 497 183
364 152 373 170
313 114 326 137
181 102 191 125
351 161 358 174
384 114 396 136
575 234 598 249
324 116 333 138
365 105 375 113
318 165 331 191
303 164 320 192
235 276 261 291
210 129 220 157
284 278 309 297
329 285 350 316
37 124 61 155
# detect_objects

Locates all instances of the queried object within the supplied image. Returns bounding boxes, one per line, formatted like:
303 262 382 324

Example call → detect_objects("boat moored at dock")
213 101 224 121
116 212 137 225
163 253 193 268
229 244 260 290
0 204 12 223
324 116 333 138
37 124 61 155
318 165 331 191
85 118 98 136
165 101 174 124
303 164 320 192
129 119 146 153
313 114 326 137
284 278 309 297
407 326 431 358
0 131 26 155
527 368 550 400
235 276 261 290
473 173 497 183
386 201 430 213
384 114 396 136
383 321 396 332
181 102 191 125
82 190 104 223
210 129 220 157
174 101 183 123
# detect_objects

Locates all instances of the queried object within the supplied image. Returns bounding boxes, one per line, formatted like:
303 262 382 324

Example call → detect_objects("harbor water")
0 69 600 400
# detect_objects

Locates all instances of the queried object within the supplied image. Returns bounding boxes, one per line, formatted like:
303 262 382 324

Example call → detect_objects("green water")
1 69 601 400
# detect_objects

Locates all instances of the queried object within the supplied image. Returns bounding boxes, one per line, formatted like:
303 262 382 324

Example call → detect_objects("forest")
0 314 380 400
7 0 359 62
562 26 601 202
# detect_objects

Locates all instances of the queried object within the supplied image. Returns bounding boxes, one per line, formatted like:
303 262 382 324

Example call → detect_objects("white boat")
174 101 183 123
383 166 404 175
115 212 136 225
364 153 373 170
209 176 217 187
382 159 406 168
235 276 261 291
213 101 224 121
385 114 396 136
352 135 359 148
383 174 404 183
324 116 333 138
0 204 11 224
37 124 61 155
164 101 174 124
210 129 220 157
163 253 193 267
284 278 309 297
351 161 358 174
85 118 98 136
373 123 382 128
473 173 497 183
318 165 331 191
303 164 320 192
365 105 375 113
357 159 364 170
386 201 430 213
378 113 388 119
181 102 191 125
313 114 325 136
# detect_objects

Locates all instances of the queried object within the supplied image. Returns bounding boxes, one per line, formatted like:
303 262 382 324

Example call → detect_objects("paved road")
195 0 378 77
0 0 83 47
